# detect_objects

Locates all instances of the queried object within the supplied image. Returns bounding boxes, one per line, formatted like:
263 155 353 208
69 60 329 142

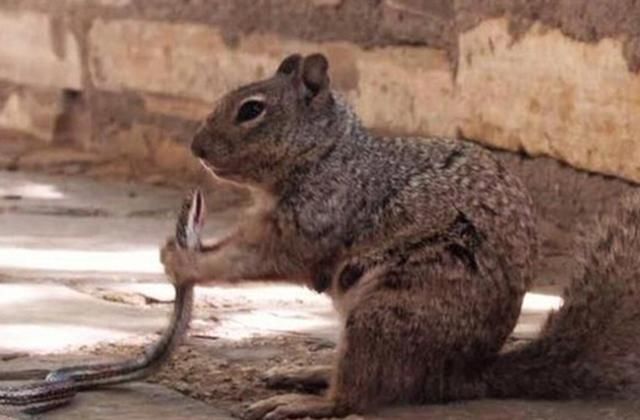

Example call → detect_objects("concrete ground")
0 170 639 419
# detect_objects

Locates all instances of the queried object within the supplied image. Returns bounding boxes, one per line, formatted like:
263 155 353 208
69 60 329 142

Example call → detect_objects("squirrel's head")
191 53 337 188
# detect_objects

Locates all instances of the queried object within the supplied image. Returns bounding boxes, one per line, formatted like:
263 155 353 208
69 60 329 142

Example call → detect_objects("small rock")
0 352 28 361
174 380 190 392
1 194 22 201
307 338 336 352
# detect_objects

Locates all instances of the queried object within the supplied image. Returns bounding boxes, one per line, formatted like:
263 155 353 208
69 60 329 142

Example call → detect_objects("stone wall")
2 0 640 182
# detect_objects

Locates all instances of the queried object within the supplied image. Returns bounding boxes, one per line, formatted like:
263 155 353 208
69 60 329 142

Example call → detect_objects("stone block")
87 16 640 182
456 18 640 182
88 19 261 102
0 87 64 142
108 123 198 175
353 46 457 136
381 0 453 46
0 10 82 89
142 94 211 121
88 18 455 134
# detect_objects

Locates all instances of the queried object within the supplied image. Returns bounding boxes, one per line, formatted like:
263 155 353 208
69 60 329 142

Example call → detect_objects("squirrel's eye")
236 100 265 123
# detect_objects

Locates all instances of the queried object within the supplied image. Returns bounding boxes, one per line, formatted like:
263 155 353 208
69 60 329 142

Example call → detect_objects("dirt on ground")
89 332 336 418
86 297 525 419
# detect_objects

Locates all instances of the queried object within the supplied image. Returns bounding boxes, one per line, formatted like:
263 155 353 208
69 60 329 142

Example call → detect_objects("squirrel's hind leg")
245 285 488 419
328 290 459 412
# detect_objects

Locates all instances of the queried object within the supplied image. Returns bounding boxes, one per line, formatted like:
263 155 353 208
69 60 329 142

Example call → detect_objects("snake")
0 188 205 415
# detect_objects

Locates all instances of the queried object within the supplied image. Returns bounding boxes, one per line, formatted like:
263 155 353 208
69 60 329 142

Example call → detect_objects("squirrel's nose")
191 128 208 159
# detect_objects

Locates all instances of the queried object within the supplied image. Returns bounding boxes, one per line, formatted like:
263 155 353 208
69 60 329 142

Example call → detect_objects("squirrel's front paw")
160 238 202 285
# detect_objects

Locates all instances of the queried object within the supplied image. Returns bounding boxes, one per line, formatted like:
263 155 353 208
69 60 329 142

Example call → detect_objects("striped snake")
0 189 205 415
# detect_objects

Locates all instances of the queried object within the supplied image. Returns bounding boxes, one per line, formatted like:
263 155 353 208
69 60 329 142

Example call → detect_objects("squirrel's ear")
277 53 331 106
301 53 330 97
276 54 303 77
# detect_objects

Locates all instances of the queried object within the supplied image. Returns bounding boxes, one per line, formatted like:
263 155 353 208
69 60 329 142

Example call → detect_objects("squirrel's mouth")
199 159 233 178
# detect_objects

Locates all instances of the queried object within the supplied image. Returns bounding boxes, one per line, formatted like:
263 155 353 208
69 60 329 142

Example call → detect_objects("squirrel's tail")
484 194 640 399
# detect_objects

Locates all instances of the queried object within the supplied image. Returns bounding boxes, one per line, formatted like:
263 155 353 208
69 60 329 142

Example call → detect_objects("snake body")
0 189 205 415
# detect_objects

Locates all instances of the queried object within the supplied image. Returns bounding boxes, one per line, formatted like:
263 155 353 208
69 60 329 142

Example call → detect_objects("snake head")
177 188 206 250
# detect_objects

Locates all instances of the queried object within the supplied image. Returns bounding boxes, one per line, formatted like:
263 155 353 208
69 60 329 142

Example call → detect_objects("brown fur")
160 53 639 419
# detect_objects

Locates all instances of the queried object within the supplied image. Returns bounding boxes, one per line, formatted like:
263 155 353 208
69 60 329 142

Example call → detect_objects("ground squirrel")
160 53 640 419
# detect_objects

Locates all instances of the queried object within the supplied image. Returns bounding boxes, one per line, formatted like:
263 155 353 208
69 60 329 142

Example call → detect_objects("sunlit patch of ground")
0 247 162 274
